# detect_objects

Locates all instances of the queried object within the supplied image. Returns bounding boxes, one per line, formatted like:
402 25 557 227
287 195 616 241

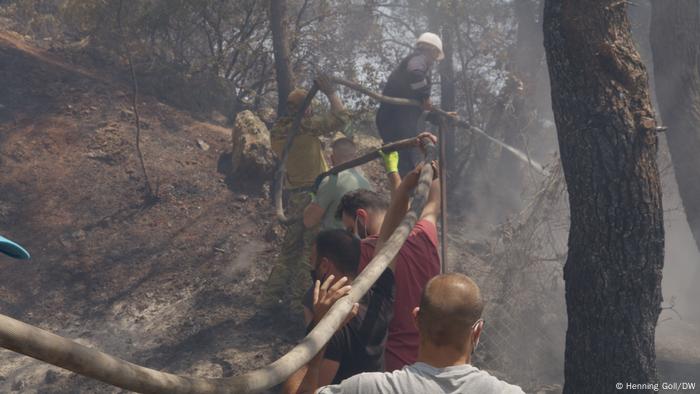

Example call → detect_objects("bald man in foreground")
300 273 524 394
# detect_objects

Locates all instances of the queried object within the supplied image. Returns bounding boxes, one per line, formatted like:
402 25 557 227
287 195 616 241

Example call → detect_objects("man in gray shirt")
303 138 372 230
299 273 524 394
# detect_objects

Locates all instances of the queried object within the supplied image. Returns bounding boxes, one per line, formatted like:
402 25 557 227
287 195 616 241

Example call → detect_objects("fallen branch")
0 145 437 394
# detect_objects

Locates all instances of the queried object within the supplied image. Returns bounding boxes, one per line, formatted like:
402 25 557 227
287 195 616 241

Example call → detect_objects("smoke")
628 0 700 323
659 142 700 324
456 1 700 389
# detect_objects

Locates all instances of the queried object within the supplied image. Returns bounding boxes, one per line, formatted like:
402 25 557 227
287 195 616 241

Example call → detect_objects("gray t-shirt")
316 362 524 394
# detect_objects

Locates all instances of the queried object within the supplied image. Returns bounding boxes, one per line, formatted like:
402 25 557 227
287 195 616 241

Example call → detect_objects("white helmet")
416 32 444 60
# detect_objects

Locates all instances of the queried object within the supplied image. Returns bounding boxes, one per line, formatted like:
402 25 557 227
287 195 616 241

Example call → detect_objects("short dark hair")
315 229 361 277
335 189 389 221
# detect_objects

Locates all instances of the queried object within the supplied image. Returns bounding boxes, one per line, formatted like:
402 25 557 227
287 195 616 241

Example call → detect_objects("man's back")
302 263 394 384
323 268 394 383
270 111 349 189
317 362 525 394
314 168 373 230
359 220 440 371
375 49 434 173
380 50 433 102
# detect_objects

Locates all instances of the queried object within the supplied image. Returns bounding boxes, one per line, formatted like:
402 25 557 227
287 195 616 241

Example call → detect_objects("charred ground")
0 30 304 393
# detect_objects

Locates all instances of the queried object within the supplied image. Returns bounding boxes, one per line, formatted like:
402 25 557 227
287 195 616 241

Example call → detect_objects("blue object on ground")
0 235 30 260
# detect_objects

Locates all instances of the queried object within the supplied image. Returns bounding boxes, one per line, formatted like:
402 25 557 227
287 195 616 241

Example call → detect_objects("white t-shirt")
316 362 524 394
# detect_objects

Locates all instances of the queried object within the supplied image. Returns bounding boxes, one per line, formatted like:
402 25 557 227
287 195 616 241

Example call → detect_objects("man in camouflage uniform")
263 75 350 309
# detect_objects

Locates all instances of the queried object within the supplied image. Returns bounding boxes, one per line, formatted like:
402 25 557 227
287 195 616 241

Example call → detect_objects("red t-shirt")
359 219 440 371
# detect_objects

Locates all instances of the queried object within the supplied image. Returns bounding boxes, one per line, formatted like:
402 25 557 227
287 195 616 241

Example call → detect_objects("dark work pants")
376 106 424 176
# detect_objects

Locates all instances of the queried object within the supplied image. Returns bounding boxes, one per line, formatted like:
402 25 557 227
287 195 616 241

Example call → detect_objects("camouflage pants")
261 190 316 309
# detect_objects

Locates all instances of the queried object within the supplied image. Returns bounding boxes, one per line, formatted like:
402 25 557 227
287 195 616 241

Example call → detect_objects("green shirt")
313 168 373 230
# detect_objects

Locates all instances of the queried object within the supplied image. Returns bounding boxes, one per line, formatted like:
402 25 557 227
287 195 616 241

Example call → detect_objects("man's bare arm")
419 177 440 224
282 358 339 394
298 353 322 394
374 168 417 271
303 202 325 229
327 92 345 113
298 355 339 394
374 133 437 269
296 276 357 394
281 366 308 394
316 74 345 113
387 172 401 199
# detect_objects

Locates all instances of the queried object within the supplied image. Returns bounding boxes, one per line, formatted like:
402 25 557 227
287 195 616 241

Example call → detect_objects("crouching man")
302 273 525 394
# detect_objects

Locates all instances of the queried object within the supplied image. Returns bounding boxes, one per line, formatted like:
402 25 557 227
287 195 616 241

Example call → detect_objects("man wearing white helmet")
376 32 444 176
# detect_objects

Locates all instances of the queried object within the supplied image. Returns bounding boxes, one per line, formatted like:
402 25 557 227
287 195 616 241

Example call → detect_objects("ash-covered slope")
0 30 300 393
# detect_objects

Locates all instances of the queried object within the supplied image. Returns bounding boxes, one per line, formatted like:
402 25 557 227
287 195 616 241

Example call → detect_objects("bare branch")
117 0 157 203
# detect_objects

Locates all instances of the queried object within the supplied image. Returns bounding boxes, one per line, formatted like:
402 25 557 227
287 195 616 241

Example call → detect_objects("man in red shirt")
334 134 441 371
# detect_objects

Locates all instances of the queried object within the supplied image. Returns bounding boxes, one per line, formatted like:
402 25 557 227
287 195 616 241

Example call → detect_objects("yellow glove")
378 150 399 174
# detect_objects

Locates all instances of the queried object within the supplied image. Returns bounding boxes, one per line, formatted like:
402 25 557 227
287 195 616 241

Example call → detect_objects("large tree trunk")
270 0 295 116
649 0 700 255
543 1 665 393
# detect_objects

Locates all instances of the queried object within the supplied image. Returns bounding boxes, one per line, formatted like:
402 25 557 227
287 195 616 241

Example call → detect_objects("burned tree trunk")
543 1 664 393
650 0 700 255
270 0 294 116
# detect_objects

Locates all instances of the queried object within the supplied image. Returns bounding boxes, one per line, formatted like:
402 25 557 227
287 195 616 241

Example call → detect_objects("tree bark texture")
270 0 295 116
543 1 665 393
650 0 700 255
